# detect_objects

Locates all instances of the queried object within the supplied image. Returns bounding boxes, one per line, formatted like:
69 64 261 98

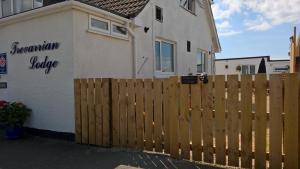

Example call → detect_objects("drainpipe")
126 23 137 79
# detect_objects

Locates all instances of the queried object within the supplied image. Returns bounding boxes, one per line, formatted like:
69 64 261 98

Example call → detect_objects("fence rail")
74 73 300 169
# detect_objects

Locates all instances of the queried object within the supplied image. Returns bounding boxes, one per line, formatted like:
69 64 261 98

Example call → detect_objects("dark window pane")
187 41 191 52
155 6 163 22
91 18 109 30
113 25 127 35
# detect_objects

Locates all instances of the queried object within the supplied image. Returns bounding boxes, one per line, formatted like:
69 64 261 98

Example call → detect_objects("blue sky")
212 0 300 59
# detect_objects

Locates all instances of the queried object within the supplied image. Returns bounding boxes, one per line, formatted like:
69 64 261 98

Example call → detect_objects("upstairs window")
89 16 110 34
155 6 163 22
180 0 195 13
1 0 43 17
1 0 12 17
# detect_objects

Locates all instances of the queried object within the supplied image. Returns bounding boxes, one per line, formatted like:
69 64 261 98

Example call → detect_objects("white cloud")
244 16 272 31
212 0 300 31
219 30 242 37
216 21 231 30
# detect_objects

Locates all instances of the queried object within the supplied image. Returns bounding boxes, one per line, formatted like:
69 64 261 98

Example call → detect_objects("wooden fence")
74 74 300 169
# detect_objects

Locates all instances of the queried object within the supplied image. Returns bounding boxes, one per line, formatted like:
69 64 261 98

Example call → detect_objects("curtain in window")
1 0 12 16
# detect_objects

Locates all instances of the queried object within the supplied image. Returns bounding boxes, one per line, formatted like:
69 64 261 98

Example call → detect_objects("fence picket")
227 75 239 166
154 79 163 152
88 79 96 145
169 77 179 159
191 81 202 161
163 80 170 153
240 75 253 168
112 79 120 146
136 80 144 150
179 83 191 160
127 80 136 148
119 80 127 147
202 76 214 163
215 75 226 165
102 79 111 147
80 79 88 144
269 74 283 169
255 74 267 169
284 74 299 169
74 79 82 143
95 79 103 146
145 79 154 151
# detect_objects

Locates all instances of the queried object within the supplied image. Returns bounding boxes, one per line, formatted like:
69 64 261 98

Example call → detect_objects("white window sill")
87 29 129 41
155 71 175 78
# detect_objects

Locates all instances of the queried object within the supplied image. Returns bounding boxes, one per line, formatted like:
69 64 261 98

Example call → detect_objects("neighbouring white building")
0 0 220 133
215 56 290 75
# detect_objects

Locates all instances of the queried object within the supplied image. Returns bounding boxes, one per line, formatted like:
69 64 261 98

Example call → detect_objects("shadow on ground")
0 133 224 169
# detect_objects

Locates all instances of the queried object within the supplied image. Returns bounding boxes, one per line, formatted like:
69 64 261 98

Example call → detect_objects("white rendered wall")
0 10 75 133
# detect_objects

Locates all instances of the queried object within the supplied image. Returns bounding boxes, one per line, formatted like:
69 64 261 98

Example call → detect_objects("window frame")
155 6 163 22
111 21 129 39
1 0 42 18
180 0 196 14
88 15 111 35
155 39 176 76
196 49 208 74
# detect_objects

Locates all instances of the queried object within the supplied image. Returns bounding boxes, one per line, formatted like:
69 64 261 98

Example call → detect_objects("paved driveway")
0 133 224 169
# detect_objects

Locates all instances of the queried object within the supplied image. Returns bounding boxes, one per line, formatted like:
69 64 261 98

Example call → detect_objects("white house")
215 56 290 75
0 0 220 134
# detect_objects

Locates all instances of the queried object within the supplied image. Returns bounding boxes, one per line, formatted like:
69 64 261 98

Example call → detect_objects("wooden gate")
74 74 300 169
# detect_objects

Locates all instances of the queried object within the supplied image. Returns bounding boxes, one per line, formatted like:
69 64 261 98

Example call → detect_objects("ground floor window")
197 49 207 73
155 40 175 74
241 65 255 75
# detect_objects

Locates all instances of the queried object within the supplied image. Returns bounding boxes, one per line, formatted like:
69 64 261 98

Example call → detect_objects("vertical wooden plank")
191 81 202 161
119 80 128 147
112 79 120 146
127 80 136 148
202 76 214 163
215 75 226 165
240 75 253 168
154 79 163 152
163 80 170 153
284 73 299 169
81 79 88 144
254 74 267 169
169 77 179 159
227 75 239 166
179 83 190 160
74 79 82 143
95 79 103 146
145 79 154 151
269 74 283 169
88 78 96 145
136 79 144 150
102 79 111 147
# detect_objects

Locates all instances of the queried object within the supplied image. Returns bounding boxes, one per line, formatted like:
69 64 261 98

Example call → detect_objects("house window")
155 6 163 22
155 40 175 73
241 65 255 75
112 24 128 36
187 41 191 52
1 0 12 17
180 0 195 13
197 49 207 73
34 0 43 8
1 0 43 17
90 16 110 33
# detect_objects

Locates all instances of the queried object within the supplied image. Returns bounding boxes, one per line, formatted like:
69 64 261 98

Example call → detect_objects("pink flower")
0 100 7 108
